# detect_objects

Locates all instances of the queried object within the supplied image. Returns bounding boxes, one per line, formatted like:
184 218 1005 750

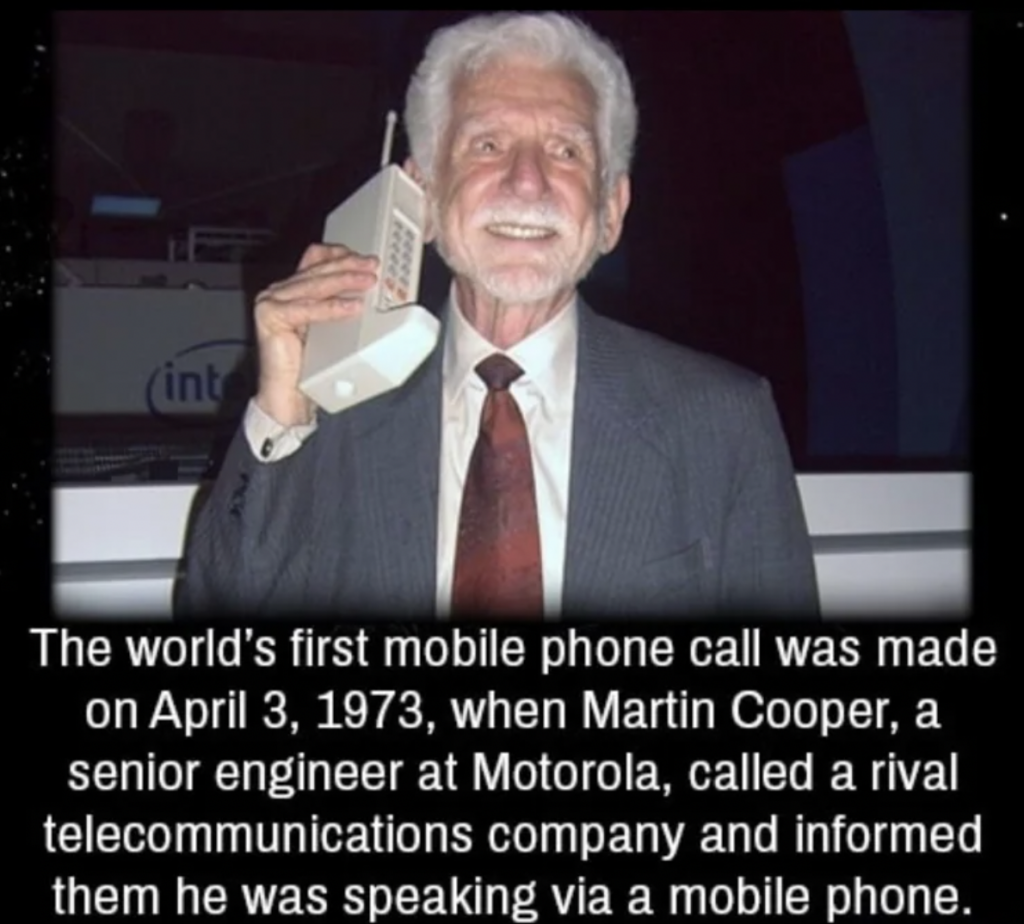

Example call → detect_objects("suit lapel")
563 303 672 609
344 326 443 614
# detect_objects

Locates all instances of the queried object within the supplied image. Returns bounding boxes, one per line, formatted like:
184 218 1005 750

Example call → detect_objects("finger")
258 296 365 332
264 258 378 295
296 243 351 271
259 269 378 304
294 253 379 281
297 243 379 274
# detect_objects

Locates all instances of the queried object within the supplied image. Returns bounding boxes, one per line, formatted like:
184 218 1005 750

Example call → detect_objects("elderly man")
179 12 818 618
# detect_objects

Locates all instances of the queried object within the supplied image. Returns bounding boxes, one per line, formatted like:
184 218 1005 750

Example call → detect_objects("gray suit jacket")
178 302 818 618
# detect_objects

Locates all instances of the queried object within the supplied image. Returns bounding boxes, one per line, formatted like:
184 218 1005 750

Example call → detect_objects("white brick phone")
299 112 440 414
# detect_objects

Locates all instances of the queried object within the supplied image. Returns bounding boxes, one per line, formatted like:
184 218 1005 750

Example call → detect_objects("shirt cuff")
244 399 318 462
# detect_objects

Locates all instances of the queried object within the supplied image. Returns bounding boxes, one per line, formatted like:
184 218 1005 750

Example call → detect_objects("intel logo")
146 339 253 420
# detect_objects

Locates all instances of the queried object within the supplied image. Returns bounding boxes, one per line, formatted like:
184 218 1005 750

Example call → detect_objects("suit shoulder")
595 315 766 398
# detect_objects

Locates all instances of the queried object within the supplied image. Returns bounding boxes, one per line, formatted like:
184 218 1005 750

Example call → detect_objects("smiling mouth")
486 223 557 240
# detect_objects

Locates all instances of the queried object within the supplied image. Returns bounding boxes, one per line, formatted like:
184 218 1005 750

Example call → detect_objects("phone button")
334 380 357 399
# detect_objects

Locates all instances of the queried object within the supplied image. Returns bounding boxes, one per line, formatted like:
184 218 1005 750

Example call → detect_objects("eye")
552 141 585 162
473 138 500 154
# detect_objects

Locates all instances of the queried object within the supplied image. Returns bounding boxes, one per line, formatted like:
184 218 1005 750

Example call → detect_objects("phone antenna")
380 111 398 169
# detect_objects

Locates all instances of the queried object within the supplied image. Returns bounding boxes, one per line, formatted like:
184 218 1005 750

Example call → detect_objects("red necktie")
451 354 543 617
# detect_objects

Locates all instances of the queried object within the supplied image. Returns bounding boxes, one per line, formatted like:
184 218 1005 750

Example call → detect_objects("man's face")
424 56 629 305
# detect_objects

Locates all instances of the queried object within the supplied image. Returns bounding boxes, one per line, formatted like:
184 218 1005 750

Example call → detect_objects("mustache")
470 202 572 233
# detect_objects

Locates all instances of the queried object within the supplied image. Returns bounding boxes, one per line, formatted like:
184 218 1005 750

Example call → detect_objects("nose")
501 143 550 201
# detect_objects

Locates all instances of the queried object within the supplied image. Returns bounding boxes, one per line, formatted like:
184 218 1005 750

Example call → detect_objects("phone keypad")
382 212 418 307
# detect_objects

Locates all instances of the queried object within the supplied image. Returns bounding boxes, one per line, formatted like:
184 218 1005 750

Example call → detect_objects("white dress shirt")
244 290 578 617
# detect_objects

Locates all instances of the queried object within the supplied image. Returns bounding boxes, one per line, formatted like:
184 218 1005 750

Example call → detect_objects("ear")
403 156 427 188
404 157 437 243
598 174 631 254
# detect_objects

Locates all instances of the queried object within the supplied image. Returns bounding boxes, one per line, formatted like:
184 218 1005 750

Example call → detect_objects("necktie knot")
476 354 523 392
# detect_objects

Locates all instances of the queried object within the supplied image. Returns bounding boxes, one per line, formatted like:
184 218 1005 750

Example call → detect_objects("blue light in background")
90 195 162 218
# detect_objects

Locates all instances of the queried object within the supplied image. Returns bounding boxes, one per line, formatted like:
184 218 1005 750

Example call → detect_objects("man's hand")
253 244 378 426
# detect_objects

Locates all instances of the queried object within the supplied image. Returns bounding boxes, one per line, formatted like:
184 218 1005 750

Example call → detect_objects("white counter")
53 473 970 619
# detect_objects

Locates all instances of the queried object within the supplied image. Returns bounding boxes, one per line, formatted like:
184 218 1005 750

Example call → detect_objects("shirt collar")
442 284 578 406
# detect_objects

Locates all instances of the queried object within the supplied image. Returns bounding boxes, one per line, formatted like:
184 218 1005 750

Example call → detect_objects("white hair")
404 12 638 193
